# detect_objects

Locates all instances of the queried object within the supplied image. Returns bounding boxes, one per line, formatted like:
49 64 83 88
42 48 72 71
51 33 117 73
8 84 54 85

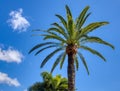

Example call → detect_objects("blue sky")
0 0 120 91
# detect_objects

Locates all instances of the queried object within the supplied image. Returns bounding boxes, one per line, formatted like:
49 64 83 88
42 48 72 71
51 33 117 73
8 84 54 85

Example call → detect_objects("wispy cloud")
0 47 23 63
7 8 30 32
0 72 20 87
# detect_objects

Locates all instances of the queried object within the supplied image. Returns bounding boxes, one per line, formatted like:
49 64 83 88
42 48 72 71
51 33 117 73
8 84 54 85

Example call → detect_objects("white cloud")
0 47 23 63
7 8 30 32
0 72 20 87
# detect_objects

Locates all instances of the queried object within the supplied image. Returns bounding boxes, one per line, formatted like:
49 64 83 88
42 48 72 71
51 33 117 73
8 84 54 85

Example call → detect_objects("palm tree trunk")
67 53 75 91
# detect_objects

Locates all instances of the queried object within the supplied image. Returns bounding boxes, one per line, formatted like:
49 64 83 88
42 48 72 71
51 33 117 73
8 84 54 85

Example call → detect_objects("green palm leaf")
75 56 79 71
43 33 66 43
80 46 106 61
82 36 114 49
78 12 91 31
68 16 74 37
76 6 90 30
60 78 68 85
47 27 65 38
51 23 65 31
47 27 60 33
51 52 65 73
60 53 66 69
29 42 57 54
48 23 68 39
35 45 59 56
40 47 63 68
55 14 67 31
78 52 89 75
65 5 72 18
65 5 74 38
80 22 109 35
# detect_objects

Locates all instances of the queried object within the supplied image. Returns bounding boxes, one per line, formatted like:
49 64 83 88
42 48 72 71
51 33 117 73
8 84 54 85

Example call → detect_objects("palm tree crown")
29 5 114 74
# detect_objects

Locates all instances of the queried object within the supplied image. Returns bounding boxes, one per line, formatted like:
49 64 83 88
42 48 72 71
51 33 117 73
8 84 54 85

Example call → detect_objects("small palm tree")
29 5 114 91
29 72 68 91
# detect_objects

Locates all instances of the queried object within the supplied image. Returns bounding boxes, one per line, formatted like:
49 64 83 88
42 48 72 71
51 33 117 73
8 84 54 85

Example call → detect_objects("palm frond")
35 45 59 56
51 52 65 73
65 5 72 18
40 47 63 68
60 78 68 85
74 56 79 71
43 33 66 43
80 22 109 35
81 36 114 49
80 46 106 61
78 12 91 31
60 53 66 69
55 14 67 30
47 27 60 32
47 27 67 39
68 16 74 37
78 52 89 75
65 5 74 38
29 42 57 54
49 23 68 39
41 72 52 82
76 6 90 30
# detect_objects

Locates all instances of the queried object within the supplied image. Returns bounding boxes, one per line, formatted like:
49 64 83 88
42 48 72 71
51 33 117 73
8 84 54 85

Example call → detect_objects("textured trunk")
67 53 75 91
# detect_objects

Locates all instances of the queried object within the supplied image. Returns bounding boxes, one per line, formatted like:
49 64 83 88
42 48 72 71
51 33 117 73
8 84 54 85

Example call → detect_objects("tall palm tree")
29 72 68 91
29 5 114 91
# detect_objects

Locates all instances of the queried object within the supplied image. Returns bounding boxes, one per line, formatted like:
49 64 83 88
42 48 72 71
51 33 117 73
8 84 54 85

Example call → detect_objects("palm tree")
29 5 114 91
29 72 68 91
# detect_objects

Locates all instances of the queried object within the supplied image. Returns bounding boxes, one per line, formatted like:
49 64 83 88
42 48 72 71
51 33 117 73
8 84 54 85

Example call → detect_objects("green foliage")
51 52 65 73
40 47 64 68
75 56 79 71
29 82 44 91
80 22 109 36
60 53 66 69
55 14 67 30
76 6 90 30
28 72 68 91
29 42 57 54
80 45 106 61
78 52 89 75
81 36 114 49
35 45 58 56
